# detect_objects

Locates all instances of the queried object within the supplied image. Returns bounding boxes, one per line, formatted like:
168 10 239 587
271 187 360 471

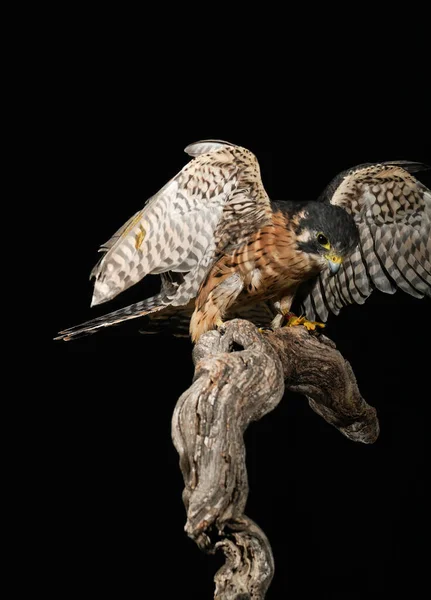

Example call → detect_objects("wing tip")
184 139 236 157
382 160 431 174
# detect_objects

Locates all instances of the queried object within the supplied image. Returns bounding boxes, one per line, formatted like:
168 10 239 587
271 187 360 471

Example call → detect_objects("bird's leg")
270 296 293 330
191 272 245 342
258 300 286 333
271 296 325 332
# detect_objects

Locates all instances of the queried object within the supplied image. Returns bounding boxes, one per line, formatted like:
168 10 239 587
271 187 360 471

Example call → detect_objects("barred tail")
139 306 194 337
55 293 170 341
139 301 275 337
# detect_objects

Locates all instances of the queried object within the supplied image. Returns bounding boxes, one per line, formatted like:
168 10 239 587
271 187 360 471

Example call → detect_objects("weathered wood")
171 319 379 599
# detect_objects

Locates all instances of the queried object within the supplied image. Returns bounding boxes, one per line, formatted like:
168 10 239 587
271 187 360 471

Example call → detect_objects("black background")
48 31 430 599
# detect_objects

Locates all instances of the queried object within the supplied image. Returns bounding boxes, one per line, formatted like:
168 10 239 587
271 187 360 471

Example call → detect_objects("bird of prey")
56 140 431 342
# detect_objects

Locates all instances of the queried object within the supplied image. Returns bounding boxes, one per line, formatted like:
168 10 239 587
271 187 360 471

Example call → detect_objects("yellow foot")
286 315 325 332
215 318 226 334
258 327 273 334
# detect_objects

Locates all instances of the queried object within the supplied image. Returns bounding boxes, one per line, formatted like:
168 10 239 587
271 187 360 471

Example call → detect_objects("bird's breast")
235 219 321 299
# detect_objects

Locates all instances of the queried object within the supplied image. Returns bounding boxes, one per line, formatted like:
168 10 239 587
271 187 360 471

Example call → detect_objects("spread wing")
300 162 431 321
90 140 272 307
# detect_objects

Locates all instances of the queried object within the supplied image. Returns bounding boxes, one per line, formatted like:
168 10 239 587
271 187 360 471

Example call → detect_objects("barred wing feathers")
90 140 271 308
57 140 272 340
302 162 431 321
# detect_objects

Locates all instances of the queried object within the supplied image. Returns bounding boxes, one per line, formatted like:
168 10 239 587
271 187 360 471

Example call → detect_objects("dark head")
294 202 359 274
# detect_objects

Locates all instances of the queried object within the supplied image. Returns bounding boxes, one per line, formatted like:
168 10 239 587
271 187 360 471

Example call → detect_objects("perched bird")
56 141 431 342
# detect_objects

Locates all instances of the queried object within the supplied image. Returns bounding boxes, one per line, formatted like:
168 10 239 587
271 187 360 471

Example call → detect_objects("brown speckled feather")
57 148 430 343
57 141 275 341
301 163 431 321
90 141 272 307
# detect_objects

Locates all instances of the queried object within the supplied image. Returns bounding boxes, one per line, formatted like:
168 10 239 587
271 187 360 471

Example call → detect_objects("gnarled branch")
171 319 379 599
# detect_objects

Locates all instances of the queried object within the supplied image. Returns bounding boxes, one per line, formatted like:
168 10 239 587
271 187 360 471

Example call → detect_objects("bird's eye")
317 233 330 247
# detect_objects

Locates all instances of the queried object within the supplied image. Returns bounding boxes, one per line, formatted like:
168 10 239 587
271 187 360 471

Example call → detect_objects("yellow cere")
325 254 343 264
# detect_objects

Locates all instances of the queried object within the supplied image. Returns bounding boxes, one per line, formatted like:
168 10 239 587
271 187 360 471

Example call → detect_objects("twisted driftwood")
172 319 379 599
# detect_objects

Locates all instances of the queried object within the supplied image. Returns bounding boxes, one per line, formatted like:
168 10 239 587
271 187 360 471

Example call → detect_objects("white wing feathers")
89 141 265 308
184 139 236 157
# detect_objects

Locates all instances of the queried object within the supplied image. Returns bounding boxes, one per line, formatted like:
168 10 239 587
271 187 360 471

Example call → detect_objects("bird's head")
295 203 359 274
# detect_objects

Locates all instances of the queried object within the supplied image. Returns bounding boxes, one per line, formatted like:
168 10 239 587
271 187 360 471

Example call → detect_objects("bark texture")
171 319 379 599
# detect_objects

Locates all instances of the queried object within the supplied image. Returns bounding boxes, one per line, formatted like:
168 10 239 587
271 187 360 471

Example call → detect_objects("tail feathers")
139 306 193 338
139 301 276 337
55 293 169 341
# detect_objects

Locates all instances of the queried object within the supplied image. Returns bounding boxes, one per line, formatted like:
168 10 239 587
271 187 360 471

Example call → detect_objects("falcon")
56 140 431 342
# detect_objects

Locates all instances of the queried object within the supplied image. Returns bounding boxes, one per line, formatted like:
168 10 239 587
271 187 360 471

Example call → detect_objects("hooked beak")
326 255 343 275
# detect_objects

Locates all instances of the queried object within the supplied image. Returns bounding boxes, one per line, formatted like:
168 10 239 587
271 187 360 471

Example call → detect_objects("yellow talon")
286 315 325 331
303 319 325 332
258 327 273 334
